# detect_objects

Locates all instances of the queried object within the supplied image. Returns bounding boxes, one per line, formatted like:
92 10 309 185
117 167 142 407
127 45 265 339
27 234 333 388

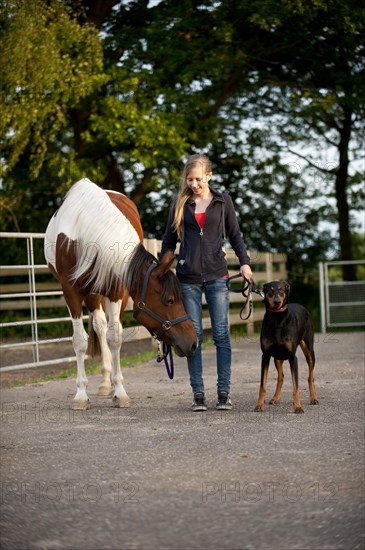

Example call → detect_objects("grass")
13 351 155 387
10 336 237 388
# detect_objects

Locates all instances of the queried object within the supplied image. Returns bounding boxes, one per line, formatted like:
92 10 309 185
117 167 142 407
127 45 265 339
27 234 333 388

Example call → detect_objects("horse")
44 178 197 410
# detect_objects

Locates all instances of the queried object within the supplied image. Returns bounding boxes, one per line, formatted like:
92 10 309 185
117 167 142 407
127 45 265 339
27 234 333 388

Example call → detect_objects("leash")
155 339 174 379
226 275 264 320
154 274 263 375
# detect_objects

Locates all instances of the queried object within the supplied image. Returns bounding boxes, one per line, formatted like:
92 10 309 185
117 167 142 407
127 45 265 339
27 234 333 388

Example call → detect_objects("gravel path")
0 332 364 550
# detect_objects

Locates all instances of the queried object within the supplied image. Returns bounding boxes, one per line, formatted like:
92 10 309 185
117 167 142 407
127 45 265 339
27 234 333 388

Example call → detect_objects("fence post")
27 235 40 364
143 238 160 259
246 311 255 337
265 253 273 281
318 262 326 334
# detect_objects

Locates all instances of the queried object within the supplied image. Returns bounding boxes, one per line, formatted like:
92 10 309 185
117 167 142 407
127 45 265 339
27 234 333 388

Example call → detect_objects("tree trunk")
131 167 155 203
102 156 125 193
335 106 356 281
79 0 121 29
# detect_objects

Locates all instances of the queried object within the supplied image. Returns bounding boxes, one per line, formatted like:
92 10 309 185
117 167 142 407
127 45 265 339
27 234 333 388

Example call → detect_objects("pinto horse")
44 178 197 410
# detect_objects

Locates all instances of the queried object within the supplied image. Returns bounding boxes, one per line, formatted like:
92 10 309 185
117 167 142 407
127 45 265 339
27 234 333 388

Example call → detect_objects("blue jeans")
180 278 231 394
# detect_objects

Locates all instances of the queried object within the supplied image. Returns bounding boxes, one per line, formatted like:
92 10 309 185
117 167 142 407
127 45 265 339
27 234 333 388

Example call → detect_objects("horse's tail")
87 314 101 358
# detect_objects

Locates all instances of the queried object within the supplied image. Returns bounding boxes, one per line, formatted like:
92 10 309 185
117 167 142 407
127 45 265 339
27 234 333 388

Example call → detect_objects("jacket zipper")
192 195 223 282
199 199 216 279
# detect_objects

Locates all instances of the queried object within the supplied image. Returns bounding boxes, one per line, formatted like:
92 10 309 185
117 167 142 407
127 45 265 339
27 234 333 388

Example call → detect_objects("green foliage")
0 0 364 284
0 0 106 178
12 351 155 387
352 233 365 260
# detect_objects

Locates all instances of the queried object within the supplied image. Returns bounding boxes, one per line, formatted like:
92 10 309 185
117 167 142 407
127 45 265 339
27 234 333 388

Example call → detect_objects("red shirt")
195 212 205 228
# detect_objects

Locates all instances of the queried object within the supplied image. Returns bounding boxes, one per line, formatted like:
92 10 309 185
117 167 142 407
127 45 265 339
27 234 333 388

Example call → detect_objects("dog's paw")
310 398 319 405
294 406 304 414
254 404 264 412
269 398 280 405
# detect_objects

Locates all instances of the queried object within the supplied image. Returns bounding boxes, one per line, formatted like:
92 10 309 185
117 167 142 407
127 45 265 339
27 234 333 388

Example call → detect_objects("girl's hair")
172 153 212 238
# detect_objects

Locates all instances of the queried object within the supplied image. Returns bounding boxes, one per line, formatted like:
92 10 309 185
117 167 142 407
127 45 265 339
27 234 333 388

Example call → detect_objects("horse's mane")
65 178 141 294
159 269 183 303
62 178 181 298
124 244 152 295
126 248 182 303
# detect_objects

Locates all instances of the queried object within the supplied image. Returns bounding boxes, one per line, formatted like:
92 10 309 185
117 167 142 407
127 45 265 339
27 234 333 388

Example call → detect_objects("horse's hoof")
98 384 112 396
113 395 130 408
72 399 90 410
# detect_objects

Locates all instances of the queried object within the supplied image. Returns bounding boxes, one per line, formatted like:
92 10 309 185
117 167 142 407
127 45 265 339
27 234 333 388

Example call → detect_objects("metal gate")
0 232 154 372
319 260 365 333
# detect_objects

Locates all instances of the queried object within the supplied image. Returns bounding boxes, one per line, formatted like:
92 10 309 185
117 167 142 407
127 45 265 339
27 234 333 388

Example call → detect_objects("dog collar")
267 305 288 313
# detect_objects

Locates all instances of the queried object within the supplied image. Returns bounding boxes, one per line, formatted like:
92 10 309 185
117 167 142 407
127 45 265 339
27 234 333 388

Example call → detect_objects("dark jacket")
160 187 251 284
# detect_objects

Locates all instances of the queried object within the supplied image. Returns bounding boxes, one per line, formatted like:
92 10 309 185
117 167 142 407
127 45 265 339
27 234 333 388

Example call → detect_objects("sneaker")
216 391 233 410
192 392 207 412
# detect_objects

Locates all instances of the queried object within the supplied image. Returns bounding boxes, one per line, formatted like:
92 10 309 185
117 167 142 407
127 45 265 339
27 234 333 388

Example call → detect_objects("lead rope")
226 275 265 320
155 339 174 379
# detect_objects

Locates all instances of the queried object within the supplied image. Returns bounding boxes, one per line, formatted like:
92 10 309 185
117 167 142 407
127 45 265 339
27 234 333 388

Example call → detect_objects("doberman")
254 281 319 414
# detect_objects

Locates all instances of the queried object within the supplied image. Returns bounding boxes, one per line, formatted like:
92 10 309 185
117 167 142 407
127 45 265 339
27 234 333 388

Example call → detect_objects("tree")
243 0 365 280
0 0 363 283
0 0 107 229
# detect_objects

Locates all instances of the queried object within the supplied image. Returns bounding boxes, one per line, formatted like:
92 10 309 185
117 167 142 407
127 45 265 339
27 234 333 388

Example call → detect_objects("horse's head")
132 250 197 358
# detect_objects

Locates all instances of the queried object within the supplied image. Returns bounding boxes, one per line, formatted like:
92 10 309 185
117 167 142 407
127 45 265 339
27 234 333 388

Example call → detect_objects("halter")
226 275 265 320
133 262 190 379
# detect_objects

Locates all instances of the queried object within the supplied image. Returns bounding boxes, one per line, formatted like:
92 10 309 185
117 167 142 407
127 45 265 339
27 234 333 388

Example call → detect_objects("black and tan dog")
254 281 318 414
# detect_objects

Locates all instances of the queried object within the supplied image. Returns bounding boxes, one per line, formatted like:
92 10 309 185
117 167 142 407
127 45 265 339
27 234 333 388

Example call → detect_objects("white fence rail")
0 232 287 372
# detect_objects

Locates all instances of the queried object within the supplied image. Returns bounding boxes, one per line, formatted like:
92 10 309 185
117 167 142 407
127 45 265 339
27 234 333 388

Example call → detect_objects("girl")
161 153 252 411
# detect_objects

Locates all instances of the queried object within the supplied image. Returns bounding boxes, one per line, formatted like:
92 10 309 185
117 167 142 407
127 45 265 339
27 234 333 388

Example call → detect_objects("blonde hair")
172 154 213 238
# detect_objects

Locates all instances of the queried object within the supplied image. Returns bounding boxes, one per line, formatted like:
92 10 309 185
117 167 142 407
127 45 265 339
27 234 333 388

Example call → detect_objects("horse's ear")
154 250 175 277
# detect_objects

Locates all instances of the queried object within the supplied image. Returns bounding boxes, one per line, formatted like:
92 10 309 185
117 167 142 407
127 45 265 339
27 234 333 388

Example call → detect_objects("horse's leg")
94 307 113 396
85 296 113 396
62 284 90 410
105 298 130 408
71 315 90 409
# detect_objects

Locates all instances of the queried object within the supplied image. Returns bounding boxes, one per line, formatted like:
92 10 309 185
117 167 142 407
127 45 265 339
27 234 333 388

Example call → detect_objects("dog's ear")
262 282 271 303
263 283 270 294
285 282 290 295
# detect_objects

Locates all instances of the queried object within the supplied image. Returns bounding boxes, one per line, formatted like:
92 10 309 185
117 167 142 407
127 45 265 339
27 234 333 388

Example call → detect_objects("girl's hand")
240 264 252 280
